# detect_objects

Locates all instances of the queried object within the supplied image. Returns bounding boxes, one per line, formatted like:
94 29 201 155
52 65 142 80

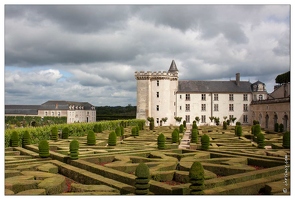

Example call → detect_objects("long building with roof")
5 100 96 124
135 60 269 127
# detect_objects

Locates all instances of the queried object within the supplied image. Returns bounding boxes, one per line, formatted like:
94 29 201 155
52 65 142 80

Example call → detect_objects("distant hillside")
96 105 136 120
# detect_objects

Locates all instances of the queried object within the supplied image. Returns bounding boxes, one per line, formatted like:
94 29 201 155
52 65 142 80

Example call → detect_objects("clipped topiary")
22 130 31 147
98 124 103 133
183 120 187 129
191 128 198 144
274 123 279 132
279 123 284 132
222 121 227 130
108 131 117 146
189 161 205 195
38 140 50 158
283 131 290 149
87 130 96 145
10 131 19 147
253 124 261 136
70 139 79 160
62 127 69 139
157 133 165 150
120 126 124 137
93 124 99 133
201 134 210 150
192 120 198 129
172 128 179 143
135 126 139 136
50 126 58 140
257 133 265 149
179 124 184 133
115 127 121 136
131 127 137 136
135 162 150 195
236 125 242 139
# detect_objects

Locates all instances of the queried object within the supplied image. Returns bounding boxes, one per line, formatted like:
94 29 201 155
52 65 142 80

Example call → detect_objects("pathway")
178 125 191 149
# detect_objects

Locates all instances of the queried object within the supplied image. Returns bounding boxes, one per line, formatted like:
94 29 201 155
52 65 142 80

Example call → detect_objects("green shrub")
98 124 103 133
201 134 210 150
283 131 290 149
131 127 137 136
136 126 139 136
69 140 79 160
87 130 96 145
62 127 69 139
257 133 265 149
253 124 261 136
189 161 205 195
192 121 198 129
93 124 99 133
253 120 259 125
120 126 124 136
108 131 117 146
115 127 121 136
274 123 279 132
172 128 179 143
147 117 155 130
38 140 50 158
236 122 241 126
183 120 186 129
50 126 58 140
222 121 227 130
22 130 31 147
157 133 165 150
191 128 198 144
179 124 184 133
236 125 242 138
279 123 284 132
135 162 150 195
10 131 19 147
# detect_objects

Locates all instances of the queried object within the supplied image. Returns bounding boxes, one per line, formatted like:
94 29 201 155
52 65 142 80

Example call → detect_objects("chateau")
135 60 289 131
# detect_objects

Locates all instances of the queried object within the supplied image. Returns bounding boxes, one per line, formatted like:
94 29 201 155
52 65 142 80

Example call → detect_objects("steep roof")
168 60 178 73
39 100 94 110
178 80 252 93
5 105 40 115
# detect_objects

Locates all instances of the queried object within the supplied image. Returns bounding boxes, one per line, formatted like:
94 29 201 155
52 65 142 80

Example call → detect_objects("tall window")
214 94 219 101
157 92 159 98
243 104 248 111
243 115 248 123
201 104 206 111
229 115 234 120
180 106 182 110
180 95 182 99
186 94 190 101
229 94 234 101
201 115 206 123
214 104 219 111
229 104 234 111
157 118 159 124
185 104 190 112
259 94 263 100
202 94 206 101
157 80 159 86
58 112 60 117
243 94 248 101
156 105 159 111
51 111 54 116
185 115 190 123
45 111 48 116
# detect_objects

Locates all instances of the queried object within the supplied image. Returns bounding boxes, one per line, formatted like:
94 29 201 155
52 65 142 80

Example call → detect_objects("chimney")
236 73 240 86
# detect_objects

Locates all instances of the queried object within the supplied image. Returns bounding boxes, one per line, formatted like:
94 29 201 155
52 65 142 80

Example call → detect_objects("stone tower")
135 60 179 126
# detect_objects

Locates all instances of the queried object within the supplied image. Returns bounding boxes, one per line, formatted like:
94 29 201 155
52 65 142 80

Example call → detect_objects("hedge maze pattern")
5 124 290 195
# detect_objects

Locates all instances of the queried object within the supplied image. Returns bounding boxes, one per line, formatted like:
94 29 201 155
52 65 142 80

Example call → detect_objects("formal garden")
5 119 290 195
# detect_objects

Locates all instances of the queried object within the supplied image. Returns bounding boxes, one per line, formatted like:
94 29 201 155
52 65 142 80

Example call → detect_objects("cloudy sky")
4 3 291 106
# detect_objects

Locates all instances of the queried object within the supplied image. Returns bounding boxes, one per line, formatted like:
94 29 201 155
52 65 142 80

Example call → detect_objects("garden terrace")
5 124 290 195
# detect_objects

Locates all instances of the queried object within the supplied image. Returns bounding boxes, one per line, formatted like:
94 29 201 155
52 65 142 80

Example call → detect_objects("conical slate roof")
168 60 178 73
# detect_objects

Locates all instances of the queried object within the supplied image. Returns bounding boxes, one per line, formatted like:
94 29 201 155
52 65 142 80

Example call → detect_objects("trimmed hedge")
62 127 69 139
115 127 121 136
252 124 261 136
87 130 96 145
10 131 19 147
201 134 210 150
108 131 117 146
70 140 79 160
189 161 205 195
135 162 150 195
191 128 198 144
50 126 58 140
22 130 31 147
283 131 290 149
236 125 242 138
157 133 166 150
172 128 179 143
257 133 265 149
38 140 50 158
179 124 184 133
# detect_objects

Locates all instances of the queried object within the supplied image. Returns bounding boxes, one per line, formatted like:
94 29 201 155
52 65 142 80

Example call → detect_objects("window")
185 104 190 112
201 115 206 123
157 118 159 124
243 115 248 123
214 104 219 111
243 104 248 111
243 94 248 101
202 94 206 101
157 80 159 86
58 112 60 117
180 95 182 99
201 104 206 111
157 92 159 98
229 104 234 111
185 115 190 123
180 106 182 110
229 115 234 120
186 94 190 101
51 111 54 116
45 111 48 116
229 94 234 101
156 105 159 111
214 94 219 101
259 94 263 100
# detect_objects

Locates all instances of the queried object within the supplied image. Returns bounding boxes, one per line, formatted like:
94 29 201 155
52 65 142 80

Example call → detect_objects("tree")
174 117 182 124
195 116 200 123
